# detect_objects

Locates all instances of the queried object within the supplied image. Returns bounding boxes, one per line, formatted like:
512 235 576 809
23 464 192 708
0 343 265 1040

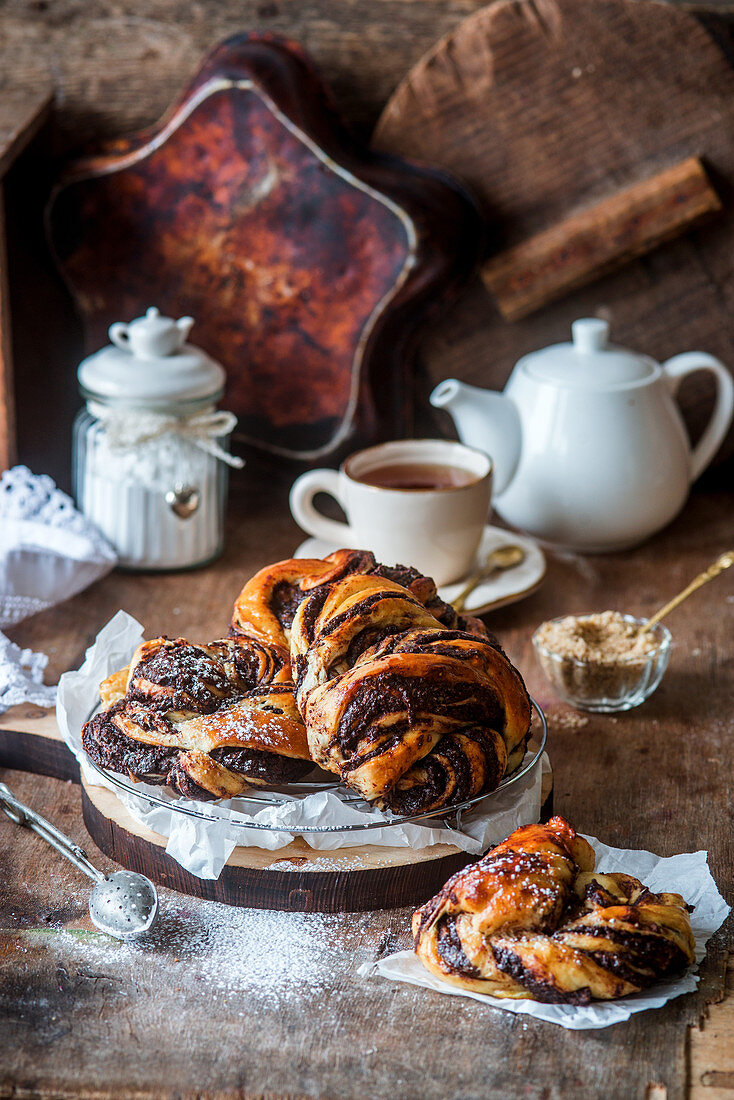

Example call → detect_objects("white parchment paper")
57 611 549 879
359 836 730 1029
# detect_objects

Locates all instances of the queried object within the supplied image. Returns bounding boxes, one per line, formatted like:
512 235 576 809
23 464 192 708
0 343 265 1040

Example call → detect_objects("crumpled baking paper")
56 610 549 879
358 837 730 1029
0 630 58 714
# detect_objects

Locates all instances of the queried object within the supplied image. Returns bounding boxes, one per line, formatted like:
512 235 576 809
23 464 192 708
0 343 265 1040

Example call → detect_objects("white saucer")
293 525 546 616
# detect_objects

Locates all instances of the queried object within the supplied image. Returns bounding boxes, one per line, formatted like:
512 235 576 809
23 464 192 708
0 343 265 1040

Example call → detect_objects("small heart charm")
165 484 200 519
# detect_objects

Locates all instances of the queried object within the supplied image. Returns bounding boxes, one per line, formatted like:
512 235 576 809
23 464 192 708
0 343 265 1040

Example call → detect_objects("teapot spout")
430 378 521 496
175 315 195 343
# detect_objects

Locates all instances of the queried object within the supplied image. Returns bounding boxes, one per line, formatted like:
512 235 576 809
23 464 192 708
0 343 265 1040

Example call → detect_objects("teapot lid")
520 319 657 389
78 308 226 407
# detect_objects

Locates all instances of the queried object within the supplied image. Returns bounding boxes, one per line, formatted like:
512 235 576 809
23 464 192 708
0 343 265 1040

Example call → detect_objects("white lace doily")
0 630 57 713
0 465 117 628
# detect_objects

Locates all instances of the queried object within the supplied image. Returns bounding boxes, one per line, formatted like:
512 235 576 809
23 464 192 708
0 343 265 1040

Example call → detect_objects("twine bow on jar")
101 409 245 469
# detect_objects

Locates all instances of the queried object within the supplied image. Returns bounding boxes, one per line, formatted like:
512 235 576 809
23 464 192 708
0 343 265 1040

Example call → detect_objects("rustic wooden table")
0 471 732 1100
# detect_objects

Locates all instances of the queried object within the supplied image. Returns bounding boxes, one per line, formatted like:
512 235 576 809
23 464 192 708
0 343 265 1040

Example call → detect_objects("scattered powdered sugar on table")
33 889 379 1003
157 900 370 999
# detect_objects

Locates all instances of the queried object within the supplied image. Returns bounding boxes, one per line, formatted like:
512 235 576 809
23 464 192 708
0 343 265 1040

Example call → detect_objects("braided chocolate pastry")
82 635 311 800
413 816 696 1002
230 547 484 644
290 570 531 812
83 548 527 809
230 550 372 647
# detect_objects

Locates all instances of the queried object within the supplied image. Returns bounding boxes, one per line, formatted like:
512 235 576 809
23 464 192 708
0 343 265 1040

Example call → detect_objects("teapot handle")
662 352 734 482
109 322 130 350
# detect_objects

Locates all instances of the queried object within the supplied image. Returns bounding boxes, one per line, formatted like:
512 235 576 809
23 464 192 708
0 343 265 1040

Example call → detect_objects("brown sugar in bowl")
532 611 671 712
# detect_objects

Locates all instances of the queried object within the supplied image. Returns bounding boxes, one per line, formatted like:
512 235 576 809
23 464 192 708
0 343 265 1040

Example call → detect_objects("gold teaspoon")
452 544 526 613
642 549 734 632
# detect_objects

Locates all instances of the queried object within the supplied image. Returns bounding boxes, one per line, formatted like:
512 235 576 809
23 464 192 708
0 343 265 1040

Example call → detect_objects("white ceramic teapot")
431 318 734 551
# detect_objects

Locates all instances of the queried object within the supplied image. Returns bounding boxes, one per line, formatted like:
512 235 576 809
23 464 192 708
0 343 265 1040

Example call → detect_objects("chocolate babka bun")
229 548 485 650
84 549 522 807
290 572 531 813
82 636 311 800
413 817 696 1003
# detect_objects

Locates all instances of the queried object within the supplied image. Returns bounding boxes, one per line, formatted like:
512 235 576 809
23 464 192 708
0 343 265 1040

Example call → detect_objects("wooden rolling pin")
482 156 722 322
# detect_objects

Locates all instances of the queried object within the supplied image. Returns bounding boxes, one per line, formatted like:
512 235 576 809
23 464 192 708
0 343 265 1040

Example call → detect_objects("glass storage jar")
72 308 242 571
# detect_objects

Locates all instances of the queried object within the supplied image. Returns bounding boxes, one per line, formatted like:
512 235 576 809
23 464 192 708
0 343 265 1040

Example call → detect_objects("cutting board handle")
481 157 722 322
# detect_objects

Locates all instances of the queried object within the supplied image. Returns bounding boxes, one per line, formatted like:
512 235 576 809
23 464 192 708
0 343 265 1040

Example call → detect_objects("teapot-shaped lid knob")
109 307 194 359
78 307 225 406
519 317 658 389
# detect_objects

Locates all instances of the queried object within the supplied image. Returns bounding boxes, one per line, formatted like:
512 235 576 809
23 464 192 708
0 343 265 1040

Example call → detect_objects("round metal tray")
83 697 547 837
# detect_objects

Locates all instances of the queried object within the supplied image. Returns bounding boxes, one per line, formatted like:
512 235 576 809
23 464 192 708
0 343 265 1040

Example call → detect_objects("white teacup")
289 439 493 585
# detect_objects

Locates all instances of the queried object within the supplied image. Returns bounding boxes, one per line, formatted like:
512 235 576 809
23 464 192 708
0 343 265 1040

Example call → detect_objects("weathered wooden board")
373 0 734 466
0 706 78 783
0 84 53 180
77 767 553 913
0 715 552 913
689 956 734 1098
0 1 491 150
0 476 732 1098
81 778 473 913
0 666 552 914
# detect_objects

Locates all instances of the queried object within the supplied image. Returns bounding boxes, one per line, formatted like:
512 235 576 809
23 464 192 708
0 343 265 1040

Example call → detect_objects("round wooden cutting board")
373 0 734 464
81 765 554 912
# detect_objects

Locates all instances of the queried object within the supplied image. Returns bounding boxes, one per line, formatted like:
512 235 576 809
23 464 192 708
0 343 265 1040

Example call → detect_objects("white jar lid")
519 318 658 389
78 308 226 406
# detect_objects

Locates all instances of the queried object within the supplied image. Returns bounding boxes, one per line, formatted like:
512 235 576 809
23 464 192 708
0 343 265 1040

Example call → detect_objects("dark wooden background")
1 1 504 150
5 0 734 492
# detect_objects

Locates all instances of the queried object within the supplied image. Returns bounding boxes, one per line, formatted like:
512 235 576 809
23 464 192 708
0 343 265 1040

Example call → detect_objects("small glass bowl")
532 614 672 713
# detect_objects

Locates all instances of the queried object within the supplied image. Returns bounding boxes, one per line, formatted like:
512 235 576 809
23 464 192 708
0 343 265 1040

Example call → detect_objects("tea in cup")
289 439 492 585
